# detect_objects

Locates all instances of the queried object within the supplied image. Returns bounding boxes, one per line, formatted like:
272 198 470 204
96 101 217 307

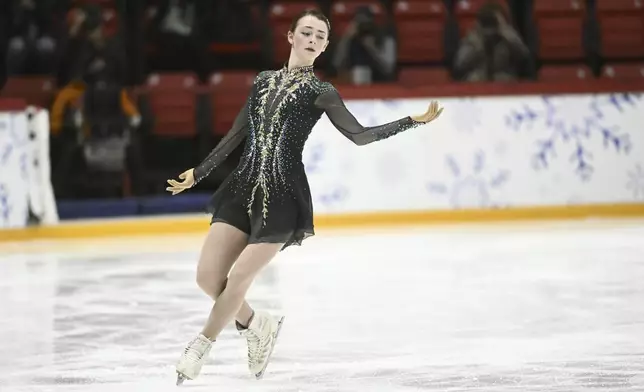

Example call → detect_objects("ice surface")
1 220 644 391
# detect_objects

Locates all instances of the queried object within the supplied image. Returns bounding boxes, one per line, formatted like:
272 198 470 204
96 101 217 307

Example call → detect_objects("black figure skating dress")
193 65 423 250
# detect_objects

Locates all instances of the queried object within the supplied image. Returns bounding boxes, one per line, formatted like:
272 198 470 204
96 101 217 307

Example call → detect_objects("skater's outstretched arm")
193 97 251 183
166 96 250 194
314 88 443 146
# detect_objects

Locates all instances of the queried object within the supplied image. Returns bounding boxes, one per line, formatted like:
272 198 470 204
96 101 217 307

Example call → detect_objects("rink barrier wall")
0 99 59 229
1 202 644 242
304 91 644 214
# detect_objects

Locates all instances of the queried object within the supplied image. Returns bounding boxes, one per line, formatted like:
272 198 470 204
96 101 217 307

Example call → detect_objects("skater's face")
288 15 329 62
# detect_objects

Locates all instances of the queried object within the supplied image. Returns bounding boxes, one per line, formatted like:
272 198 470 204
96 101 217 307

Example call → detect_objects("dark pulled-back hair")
289 9 331 36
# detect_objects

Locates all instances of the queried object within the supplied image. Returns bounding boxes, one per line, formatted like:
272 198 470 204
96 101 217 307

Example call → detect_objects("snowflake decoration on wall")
7 112 28 148
0 144 12 166
626 163 644 200
303 143 325 174
505 93 641 181
0 184 10 225
303 142 350 208
426 150 510 209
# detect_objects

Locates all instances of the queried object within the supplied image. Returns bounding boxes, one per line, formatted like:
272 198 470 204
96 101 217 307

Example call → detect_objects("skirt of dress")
205 173 314 251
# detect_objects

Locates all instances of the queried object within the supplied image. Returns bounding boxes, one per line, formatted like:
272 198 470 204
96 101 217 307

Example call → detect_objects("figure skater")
166 9 443 385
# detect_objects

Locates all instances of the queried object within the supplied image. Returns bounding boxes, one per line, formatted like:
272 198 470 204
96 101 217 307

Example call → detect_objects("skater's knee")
196 272 226 299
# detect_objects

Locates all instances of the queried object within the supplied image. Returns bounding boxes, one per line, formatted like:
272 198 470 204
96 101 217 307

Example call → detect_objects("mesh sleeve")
314 88 422 146
193 96 250 184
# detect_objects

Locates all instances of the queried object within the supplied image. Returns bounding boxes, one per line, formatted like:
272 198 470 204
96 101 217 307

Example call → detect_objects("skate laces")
183 337 197 354
184 336 209 359
246 325 274 367
246 330 263 365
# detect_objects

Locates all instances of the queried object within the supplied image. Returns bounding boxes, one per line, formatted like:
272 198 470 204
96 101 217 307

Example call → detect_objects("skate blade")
255 316 285 380
176 373 188 386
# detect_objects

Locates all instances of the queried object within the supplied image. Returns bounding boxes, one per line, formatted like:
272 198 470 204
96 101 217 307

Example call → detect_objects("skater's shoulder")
308 77 335 95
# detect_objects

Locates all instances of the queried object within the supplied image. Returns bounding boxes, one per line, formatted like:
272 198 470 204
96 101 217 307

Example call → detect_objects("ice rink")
1 219 644 392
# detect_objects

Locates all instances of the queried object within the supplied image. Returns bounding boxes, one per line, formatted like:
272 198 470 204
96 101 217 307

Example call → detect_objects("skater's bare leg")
201 242 283 340
196 222 254 327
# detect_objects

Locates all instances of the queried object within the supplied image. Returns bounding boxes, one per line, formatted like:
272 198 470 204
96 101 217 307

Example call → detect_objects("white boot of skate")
239 311 285 379
175 334 213 385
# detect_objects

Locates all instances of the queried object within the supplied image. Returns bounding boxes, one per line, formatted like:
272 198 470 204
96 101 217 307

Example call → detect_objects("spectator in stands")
50 79 145 198
332 6 397 85
5 0 57 76
146 0 205 76
211 0 260 44
160 0 196 37
454 2 532 82
56 3 103 86
73 15 127 87
54 3 129 123
51 4 144 198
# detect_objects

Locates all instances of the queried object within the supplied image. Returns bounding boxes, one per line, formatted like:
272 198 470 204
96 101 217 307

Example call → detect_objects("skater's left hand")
411 101 444 123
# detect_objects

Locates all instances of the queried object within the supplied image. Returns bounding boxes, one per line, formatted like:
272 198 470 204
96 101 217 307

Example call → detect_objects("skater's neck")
286 54 314 71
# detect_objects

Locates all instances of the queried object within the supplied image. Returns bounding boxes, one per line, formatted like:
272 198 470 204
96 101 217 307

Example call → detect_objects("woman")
167 9 443 385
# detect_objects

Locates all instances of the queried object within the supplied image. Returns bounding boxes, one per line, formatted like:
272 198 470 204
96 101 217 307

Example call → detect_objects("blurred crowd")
1 0 535 87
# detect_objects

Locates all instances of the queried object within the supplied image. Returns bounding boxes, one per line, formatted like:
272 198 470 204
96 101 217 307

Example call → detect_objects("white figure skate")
239 311 285 379
175 334 212 385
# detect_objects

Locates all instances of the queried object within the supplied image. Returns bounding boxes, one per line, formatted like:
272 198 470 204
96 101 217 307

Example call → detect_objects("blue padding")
139 194 211 215
56 193 213 220
57 198 139 220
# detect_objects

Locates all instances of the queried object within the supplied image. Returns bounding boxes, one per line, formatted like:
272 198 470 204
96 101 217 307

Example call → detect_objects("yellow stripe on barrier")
1 203 644 243
314 203 644 227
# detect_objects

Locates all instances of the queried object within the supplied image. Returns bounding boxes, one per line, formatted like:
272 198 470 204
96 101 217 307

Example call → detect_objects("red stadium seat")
532 0 587 61
394 1 447 64
142 73 198 138
595 0 644 60
209 71 256 136
0 77 55 109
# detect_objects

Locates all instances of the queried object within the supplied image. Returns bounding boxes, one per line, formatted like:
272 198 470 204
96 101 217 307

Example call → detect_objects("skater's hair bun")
289 9 331 37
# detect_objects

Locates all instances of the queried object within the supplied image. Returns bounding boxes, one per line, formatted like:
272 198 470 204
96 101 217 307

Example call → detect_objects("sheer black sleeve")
193 96 250 184
314 88 423 146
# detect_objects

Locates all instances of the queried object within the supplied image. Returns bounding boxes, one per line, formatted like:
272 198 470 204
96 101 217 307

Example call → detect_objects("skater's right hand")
166 169 195 195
